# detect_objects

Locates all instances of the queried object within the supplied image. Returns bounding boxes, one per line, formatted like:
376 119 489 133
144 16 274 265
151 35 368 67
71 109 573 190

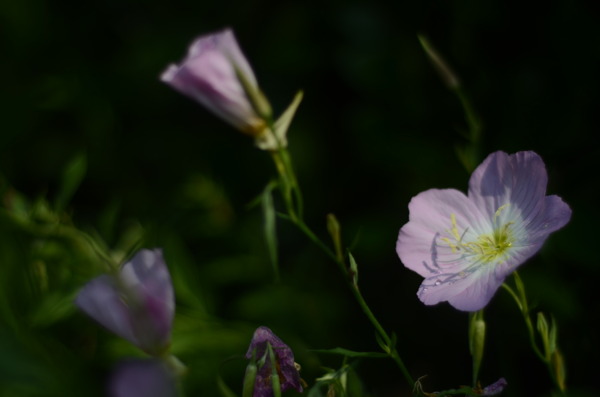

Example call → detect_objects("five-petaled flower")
397 151 571 311
161 29 287 150
76 249 175 355
245 326 303 397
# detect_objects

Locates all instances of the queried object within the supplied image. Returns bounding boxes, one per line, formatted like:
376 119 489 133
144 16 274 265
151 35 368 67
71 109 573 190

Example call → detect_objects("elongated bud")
267 343 282 397
552 349 567 392
536 312 551 360
326 213 344 263
469 310 486 384
245 327 302 396
243 352 258 397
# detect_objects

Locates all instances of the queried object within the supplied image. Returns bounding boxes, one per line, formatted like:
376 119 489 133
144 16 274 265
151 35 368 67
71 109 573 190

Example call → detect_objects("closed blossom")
161 29 268 138
245 326 303 397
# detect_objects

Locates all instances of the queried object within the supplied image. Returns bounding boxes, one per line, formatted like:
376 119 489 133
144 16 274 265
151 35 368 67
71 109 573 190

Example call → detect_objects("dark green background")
1 1 598 396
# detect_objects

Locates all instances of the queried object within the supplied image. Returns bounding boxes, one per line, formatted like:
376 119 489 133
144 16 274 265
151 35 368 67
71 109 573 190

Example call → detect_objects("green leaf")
55 152 87 211
218 375 240 397
312 347 387 359
28 291 77 327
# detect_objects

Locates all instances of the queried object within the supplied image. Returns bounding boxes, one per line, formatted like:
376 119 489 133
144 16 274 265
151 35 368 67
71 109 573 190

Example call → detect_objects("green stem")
502 273 567 394
268 145 414 388
501 282 545 361
293 216 414 388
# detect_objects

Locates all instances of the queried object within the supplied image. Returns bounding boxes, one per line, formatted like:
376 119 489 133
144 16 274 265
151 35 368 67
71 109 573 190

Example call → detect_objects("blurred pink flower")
397 151 571 311
76 249 174 355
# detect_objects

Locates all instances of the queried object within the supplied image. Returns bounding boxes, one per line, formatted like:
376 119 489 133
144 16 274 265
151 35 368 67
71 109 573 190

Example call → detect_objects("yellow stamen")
442 209 514 264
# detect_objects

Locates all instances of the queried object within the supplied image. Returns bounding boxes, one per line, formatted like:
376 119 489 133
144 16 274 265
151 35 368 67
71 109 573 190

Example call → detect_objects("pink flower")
161 30 268 135
161 29 303 150
397 151 571 311
76 249 174 355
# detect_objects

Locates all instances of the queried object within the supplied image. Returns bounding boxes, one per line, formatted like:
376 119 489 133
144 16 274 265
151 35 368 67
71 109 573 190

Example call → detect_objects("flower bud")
245 326 302 397
161 29 272 143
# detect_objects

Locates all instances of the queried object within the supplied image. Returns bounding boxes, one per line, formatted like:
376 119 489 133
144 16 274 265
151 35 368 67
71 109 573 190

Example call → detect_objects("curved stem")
267 145 414 388
501 283 545 361
293 217 414 388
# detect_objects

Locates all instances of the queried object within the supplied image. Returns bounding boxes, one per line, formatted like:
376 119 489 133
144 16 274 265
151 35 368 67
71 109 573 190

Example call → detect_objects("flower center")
441 205 514 265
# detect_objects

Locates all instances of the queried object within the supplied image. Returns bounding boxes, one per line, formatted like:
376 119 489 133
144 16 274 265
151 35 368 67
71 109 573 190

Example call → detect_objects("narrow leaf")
55 152 87 211
218 375 239 397
312 347 387 359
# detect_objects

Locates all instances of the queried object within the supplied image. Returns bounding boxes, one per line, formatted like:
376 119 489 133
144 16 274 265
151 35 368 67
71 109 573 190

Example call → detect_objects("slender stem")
270 150 296 220
501 283 545 361
293 216 414 388
267 143 414 388
502 273 568 395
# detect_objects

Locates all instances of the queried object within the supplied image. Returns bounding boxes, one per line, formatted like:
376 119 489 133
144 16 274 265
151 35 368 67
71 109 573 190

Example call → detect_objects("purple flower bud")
161 29 267 137
76 249 174 355
109 359 176 397
481 377 507 396
245 326 303 397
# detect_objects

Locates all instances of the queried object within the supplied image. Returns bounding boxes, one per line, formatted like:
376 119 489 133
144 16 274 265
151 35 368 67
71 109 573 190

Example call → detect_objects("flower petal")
120 249 175 353
75 275 136 344
205 28 257 87
108 359 176 397
523 194 572 245
160 29 262 132
469 151 548 224
417 265 504 311
397 188 488 278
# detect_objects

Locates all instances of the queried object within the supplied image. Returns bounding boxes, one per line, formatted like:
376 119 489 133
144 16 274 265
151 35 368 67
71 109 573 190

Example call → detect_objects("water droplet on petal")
422 287 428 292
434 279 442 286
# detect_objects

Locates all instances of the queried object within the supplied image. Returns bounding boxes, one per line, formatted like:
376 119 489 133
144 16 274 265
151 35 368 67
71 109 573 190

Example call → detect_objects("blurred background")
1 0 598 396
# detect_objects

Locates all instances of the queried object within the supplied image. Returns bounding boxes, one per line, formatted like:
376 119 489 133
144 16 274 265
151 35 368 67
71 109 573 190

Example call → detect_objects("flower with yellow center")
396 151 571 311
